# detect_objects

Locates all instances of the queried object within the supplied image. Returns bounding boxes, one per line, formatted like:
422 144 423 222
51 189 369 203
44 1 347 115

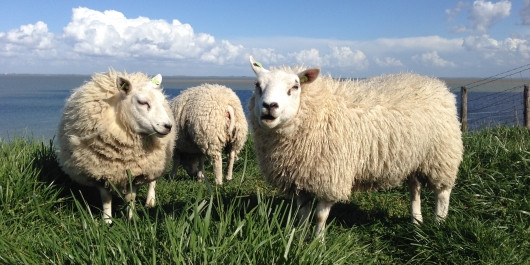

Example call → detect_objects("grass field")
0 126 528 264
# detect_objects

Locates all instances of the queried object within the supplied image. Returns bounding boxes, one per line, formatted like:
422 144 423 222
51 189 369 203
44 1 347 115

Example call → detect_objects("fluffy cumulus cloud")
62 7 226 60
1 6 530 77
447 0 511 34
327 46 368 69
469 0 511 33
0 21 56 57
287 46 368 70
412 51 456 67
375 57 403 67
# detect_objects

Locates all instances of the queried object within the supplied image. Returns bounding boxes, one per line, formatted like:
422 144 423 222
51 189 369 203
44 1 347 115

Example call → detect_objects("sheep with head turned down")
247 56 463 237
57 70 175 224
169 84 248 184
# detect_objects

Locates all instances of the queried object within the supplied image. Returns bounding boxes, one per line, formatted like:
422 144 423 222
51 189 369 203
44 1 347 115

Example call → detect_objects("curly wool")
57 70 175 193
249 71 463 202
171 83 248 163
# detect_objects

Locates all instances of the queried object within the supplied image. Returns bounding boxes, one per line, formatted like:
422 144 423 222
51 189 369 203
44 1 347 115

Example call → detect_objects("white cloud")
200 40 245 64
287 46 368 70
447 0 511 34
462 35 500 51
370 36 463 52
504 38 530 57
0 21 55 56
327 46 368 69
289 48 323 66
463 35 530 60
470 0 511 33
62 7 220 59
446 1 469 22
412 51 456 67
0 6 529 77
375 57 403 67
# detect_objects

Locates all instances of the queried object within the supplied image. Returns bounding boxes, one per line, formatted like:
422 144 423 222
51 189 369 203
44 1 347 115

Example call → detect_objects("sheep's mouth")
153 127 171 136
260 114 276 122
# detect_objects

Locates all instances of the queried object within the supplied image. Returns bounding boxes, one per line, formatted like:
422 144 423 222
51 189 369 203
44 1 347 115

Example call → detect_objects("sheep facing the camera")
57 70 175 224
247 57 463 237
170 83 248 184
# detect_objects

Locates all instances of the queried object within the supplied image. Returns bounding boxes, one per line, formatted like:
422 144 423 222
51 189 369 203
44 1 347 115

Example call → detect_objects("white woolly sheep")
57 70 175 224
169 83 248 184
248 56 463 237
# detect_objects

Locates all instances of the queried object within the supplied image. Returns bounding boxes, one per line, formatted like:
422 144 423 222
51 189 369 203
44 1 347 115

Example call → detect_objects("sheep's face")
117 74 173 136
250 56 319 130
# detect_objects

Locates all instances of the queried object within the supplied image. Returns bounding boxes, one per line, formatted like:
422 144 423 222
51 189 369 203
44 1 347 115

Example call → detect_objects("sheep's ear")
298 69 320 84
250 56 269 76
151 74 162 88
117 76 132 94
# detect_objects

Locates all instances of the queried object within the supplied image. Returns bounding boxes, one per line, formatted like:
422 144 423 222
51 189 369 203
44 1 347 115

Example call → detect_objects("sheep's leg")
296 191 313 226
197 156 205 182
125 186 138 221
314 200 334 239
226 150 236 181
99 187 113 224
408 175 423 224
145 181 156 208
170 153 180 177
435 187 452 224
212 153 223 185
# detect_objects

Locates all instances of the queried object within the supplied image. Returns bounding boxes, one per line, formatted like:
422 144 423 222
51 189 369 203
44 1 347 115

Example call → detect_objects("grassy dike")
0 126 528 264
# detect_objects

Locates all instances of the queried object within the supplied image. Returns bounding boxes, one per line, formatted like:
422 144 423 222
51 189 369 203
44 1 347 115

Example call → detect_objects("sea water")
0 75 526 141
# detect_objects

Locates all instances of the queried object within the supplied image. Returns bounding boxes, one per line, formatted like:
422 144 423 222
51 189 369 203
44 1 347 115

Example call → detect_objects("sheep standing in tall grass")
247 57 463 237
57 70 175 224
170 84 248 184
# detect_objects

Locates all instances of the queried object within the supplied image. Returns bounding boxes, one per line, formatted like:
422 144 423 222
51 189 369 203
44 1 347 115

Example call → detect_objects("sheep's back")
172 84 246 156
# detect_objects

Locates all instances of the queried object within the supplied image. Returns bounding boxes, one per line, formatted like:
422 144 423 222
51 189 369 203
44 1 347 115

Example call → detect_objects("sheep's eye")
254 81 262 96
138 100 150 109
288 85 299 96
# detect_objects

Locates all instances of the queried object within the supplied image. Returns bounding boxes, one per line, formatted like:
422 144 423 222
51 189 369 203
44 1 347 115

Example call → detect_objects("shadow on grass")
30 137 410 232
30 138 119 218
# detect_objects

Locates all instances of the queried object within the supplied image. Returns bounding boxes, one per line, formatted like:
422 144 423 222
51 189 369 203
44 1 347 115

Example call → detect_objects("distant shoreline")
1 74 528 93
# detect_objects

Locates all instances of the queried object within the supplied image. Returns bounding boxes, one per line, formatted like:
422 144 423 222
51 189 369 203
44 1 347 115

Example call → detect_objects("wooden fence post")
460 86 468 132
523 85 530 130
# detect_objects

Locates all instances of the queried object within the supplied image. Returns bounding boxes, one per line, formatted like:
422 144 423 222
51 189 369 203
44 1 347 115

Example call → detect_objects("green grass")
0 126 528 264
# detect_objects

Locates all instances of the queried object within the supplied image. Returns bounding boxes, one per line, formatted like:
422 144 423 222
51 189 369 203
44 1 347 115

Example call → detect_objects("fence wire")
458 64 529 130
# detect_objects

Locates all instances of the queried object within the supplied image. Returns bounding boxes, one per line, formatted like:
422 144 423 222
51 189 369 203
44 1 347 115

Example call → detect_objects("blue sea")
0 75 526 141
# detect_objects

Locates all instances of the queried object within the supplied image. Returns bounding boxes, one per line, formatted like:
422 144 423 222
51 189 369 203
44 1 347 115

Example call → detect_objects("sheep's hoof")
411 216 423 225
145 200 156 208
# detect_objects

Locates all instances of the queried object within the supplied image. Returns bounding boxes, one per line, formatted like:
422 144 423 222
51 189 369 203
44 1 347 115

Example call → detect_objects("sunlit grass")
0 127 528 264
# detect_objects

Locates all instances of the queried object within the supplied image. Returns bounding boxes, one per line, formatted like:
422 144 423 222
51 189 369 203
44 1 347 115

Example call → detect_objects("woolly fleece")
248 70 463 203
57 70 175 193
170 83 248 182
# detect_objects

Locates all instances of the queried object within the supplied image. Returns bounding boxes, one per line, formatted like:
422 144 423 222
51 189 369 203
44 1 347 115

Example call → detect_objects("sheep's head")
116 74 173 137
180 154 201 177
250 56 319 129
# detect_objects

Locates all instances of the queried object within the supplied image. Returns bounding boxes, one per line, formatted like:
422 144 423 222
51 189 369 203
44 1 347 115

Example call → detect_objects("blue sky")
1 0 529 77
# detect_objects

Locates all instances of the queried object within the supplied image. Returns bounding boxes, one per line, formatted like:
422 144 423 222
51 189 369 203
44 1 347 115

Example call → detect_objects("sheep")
57 70 175 224
247 56 463 237
169 83 248 185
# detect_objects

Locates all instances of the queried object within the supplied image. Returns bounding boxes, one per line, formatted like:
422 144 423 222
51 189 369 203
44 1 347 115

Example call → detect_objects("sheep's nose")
262 102 279 110
164 123 172 131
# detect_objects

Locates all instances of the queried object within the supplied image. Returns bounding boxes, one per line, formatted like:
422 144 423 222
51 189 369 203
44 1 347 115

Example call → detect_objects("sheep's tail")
227 105 236 141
